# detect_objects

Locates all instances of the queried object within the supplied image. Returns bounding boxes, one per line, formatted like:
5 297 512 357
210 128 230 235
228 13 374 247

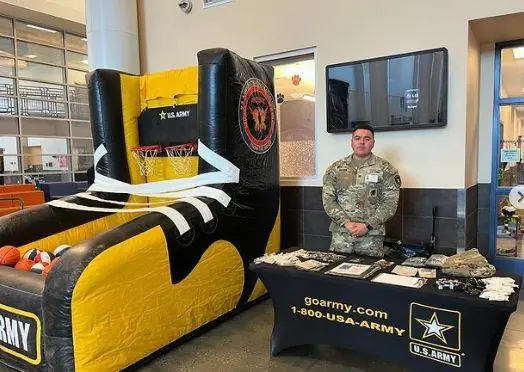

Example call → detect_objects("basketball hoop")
165 143 197 177
131 145 161 176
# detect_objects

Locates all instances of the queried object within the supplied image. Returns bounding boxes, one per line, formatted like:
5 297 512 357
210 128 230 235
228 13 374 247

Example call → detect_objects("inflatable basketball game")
0 48 280 371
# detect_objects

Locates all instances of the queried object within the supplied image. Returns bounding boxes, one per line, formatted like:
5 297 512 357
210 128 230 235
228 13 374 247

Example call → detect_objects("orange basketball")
15 259 34 271
0 246 20 267
43 258 60 276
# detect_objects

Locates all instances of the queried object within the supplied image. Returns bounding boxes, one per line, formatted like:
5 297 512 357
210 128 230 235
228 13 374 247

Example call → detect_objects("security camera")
178 0 193 13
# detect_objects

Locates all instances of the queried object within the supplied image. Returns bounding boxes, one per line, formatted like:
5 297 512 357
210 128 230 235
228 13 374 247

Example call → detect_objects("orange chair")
0 189 44 217
11 190 45 207
0 198 13 208
0 206 21 217
0 184 36 194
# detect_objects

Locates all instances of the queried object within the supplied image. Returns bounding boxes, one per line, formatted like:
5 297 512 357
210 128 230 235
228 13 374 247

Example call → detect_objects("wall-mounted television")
326 47 448 133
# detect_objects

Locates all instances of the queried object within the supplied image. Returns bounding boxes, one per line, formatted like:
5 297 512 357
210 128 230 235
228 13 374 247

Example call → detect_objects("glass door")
491 40 524 275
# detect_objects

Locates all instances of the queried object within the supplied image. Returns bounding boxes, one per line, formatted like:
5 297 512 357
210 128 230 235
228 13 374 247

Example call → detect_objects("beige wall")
466 27 480 188
477 44 494 184
138 0 524 188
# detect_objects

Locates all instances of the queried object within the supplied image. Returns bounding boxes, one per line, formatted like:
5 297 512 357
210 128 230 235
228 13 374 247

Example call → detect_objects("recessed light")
81 37 87 42
513 47 524 59
26 24 57 33
24 54 38 59
81 59 88 65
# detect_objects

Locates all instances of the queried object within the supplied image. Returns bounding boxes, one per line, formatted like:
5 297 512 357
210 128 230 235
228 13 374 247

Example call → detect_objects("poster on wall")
58 155 68 169
203 0 232 8
501 148 521 163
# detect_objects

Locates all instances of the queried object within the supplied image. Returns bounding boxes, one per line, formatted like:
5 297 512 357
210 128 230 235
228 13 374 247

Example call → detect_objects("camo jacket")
322 153 401 235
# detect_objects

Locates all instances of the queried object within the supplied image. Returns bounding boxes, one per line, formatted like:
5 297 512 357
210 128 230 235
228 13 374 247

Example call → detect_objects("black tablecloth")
250 248 521 372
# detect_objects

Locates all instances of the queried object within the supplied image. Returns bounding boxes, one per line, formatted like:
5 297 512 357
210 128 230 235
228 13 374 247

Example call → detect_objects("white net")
131 146 161 176
165 144 196 177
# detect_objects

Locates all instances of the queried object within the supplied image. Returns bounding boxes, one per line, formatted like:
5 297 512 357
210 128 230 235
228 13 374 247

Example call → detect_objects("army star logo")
415 313 454 344
159 110 167 120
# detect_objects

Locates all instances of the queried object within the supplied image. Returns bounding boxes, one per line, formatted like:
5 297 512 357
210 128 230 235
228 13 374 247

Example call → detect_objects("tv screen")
326 48 448 132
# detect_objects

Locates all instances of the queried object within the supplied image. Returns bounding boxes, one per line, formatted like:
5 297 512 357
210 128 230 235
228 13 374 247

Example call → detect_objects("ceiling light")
81 37 87 42
26 24 57 33
302 95 315 102
25 54 38 59
513 47 524 59
81 59 88 64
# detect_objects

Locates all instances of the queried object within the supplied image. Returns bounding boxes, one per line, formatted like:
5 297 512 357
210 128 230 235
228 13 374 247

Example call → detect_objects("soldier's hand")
344 221 356 234
344 222 369 237
352 222 369 237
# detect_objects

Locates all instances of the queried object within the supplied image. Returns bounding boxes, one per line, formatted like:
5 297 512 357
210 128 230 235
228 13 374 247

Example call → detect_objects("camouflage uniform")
322 154 401 257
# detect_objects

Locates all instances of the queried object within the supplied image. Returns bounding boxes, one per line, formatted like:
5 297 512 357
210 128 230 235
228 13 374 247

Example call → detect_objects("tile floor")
1 298 523 371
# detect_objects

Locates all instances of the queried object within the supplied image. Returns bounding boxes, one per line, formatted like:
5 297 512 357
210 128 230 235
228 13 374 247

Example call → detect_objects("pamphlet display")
253 248 520 303
401 257 428 267
325 262 381 279
418 268 436 279
424 254 449 268
251 247 521 372
371 273 427 288
391 265 419 277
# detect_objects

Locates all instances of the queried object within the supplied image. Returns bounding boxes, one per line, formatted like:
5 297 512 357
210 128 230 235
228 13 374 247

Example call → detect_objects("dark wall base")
281 186 461 255
477 183 490 257
466 184 479 250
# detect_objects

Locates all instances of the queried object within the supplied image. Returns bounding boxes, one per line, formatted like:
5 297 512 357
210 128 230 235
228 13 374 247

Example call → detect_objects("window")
256 49 316 179
0 16 91 185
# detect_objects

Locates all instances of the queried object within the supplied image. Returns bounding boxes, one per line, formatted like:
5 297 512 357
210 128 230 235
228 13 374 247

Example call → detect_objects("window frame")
254 47 318 185
0 14 91 184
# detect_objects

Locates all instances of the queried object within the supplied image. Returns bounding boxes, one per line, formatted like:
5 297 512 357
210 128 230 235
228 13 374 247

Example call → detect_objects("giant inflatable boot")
0 48 280 371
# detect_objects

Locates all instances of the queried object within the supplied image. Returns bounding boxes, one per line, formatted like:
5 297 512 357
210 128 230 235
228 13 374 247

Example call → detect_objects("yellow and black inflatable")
0 48 280 371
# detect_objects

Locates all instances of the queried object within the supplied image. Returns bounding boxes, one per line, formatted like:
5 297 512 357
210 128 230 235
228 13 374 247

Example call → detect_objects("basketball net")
165 143 197 177
131 145 161 176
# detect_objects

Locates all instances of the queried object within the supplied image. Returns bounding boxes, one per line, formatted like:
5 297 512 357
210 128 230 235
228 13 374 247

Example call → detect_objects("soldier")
322 123 401 257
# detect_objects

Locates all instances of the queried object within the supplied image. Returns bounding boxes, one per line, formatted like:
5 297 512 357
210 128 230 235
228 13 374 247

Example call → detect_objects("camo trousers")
329 231 385 257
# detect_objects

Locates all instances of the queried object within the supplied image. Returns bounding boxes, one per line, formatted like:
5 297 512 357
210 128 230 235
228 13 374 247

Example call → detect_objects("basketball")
15 259 34 271
53 244 71 257
35 251 55 266
30 262 45 274
23 248 40 261
43 258 60 276
0 246 20 266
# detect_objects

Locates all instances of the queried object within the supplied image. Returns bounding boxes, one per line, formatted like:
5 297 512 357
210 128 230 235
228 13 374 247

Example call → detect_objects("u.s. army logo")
415 312 454 344
409 303 461 368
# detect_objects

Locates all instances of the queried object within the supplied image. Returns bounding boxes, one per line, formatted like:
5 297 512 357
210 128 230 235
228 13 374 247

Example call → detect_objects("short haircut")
352 123 375 136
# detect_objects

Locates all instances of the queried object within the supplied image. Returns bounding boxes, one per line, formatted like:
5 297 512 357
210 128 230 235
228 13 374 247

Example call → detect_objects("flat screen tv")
326 47 448 133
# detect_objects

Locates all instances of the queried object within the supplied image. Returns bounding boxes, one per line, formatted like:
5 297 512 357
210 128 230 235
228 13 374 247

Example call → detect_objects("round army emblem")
238 78 276 154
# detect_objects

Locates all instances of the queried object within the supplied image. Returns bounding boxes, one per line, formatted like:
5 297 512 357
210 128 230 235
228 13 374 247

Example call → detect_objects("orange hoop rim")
164 143 197 152
131 145 162 152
